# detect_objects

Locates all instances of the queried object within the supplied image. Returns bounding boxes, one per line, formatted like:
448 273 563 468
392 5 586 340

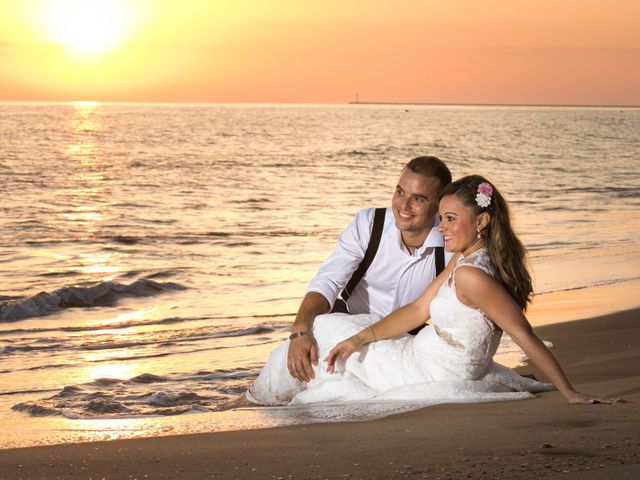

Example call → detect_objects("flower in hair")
475 182 493 208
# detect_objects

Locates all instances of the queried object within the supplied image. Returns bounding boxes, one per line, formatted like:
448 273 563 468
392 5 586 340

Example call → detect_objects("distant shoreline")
349 101 640 108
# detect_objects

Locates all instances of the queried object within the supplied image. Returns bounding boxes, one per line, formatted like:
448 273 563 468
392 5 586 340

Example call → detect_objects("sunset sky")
1 0 638 105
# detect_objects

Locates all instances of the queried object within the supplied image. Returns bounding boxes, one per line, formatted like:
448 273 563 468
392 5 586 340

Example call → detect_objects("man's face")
391 169 441 235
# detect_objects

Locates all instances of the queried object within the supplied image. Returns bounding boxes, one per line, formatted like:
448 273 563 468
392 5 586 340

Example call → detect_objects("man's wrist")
289 331 313 340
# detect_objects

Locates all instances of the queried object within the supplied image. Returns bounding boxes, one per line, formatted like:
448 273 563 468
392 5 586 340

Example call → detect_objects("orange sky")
1 0 639 105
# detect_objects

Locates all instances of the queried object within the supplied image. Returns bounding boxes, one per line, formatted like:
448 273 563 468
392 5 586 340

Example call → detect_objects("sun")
39 0 135 58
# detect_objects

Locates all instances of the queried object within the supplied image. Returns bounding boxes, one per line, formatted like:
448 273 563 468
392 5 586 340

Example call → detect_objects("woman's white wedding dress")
247 249 553 406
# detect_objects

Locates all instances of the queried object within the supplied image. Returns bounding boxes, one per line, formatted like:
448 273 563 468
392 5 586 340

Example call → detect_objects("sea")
1 102 639 449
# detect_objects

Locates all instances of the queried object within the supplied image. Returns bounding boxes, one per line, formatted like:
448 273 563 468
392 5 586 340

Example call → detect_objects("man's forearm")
292 292 331 333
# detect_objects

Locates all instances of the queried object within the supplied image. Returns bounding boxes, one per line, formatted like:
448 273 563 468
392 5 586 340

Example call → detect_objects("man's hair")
404 156 452 188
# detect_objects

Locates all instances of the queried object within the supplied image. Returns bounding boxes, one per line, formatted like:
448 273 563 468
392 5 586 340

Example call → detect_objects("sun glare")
39 0 135 58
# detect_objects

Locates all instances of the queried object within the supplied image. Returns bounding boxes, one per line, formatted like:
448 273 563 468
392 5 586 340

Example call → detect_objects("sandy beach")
1 301 638 480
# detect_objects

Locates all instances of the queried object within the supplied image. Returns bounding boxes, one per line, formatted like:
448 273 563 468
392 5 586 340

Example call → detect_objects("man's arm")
304 209 373 310
287 292 330 382
287 209 374 382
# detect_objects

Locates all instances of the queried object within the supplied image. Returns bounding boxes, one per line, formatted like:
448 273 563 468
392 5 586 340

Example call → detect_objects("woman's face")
438 194 481 253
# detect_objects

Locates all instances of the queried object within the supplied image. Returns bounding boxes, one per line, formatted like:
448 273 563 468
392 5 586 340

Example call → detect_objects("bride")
243 175 612 407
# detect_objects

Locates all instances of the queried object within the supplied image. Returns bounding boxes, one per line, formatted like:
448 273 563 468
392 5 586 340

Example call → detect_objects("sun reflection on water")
63 101 108 167
58 102 125 282
81 361 142 383
96 310 146 327
69 101 102 133
77 252 119 277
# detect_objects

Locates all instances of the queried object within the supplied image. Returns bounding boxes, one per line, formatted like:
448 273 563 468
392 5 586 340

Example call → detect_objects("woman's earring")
477 229 482 239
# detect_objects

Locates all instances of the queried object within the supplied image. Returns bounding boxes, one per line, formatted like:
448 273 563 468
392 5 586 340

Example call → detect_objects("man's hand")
287 334 319 382
288 292 329 382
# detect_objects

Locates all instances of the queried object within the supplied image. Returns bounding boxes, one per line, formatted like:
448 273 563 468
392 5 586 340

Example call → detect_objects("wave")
2 326 279 356
11 369 255 418
557 186 640 198
2 228 314 249
0 315 283 336
0 278 186 322
0 294 21 301
0 323 284 364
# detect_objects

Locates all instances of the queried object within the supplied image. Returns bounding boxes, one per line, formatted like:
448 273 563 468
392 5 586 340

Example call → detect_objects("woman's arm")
325 253 459 372
455 267 615 404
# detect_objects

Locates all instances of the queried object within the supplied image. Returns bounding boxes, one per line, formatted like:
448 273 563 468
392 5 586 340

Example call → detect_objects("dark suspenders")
331 208 446 334
331 208 386 314
408 246 444 335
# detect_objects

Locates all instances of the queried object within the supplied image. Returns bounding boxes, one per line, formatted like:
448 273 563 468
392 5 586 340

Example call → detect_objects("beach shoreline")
1 299 638 479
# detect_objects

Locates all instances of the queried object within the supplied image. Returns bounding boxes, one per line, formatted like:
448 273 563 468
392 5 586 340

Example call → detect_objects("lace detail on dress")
448 248 494 288
460 248 494 276
444 248 497 331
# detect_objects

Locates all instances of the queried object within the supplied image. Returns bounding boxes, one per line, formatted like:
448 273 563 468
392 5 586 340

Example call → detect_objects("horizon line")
0 99 639 109
348 100 640 108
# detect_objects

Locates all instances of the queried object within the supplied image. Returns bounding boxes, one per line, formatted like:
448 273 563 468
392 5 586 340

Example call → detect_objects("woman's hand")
325 330 370 373
564 390 622 405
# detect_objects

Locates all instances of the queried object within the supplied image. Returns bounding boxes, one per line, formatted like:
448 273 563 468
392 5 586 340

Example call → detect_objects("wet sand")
1 306 638 479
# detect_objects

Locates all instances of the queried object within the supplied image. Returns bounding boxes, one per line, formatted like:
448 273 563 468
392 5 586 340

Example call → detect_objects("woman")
244 175 612 406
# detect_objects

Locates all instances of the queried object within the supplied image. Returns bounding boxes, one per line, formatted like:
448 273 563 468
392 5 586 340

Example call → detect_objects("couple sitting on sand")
236 156 613 407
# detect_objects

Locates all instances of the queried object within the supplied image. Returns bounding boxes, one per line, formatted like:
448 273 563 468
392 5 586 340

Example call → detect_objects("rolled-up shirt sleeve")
305 209 373 306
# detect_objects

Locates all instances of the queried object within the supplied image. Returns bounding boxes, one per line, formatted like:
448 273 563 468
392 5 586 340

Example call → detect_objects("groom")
288 155 453 382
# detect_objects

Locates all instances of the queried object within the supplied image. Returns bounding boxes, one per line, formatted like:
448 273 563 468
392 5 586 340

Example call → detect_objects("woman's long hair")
438 175 533 311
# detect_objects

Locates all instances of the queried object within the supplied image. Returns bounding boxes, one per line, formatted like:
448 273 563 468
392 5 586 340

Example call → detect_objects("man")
288 156 453 382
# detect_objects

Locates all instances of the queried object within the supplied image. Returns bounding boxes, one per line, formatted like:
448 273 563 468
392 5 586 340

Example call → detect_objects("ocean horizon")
2 100 640 108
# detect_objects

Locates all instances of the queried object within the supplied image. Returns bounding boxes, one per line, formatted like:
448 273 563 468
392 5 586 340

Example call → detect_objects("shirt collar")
394 215 444 256
423 215 444 247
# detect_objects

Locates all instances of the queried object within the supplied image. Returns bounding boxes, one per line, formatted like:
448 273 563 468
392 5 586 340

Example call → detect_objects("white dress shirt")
306 207 452 317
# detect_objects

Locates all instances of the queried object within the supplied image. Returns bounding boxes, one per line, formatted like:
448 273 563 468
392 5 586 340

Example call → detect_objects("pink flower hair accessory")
475 182 493 208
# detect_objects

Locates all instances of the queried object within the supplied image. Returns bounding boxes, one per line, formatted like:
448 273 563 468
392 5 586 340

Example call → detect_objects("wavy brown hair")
438 175 533 310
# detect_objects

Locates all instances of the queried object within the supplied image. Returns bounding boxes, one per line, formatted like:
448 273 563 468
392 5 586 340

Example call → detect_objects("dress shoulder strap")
447 249 494 290
454 249 495 278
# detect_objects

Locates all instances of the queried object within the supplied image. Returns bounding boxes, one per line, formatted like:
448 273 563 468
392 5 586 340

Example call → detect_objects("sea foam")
0 278 186 322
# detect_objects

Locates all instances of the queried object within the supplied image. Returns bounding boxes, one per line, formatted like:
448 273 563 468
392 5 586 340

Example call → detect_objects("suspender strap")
342 207 386 301
331 208 386 313
435 246 445 276
409 246 445 335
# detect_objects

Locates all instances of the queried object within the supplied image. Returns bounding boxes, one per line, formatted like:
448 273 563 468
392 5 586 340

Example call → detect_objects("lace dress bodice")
416 248 502 379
